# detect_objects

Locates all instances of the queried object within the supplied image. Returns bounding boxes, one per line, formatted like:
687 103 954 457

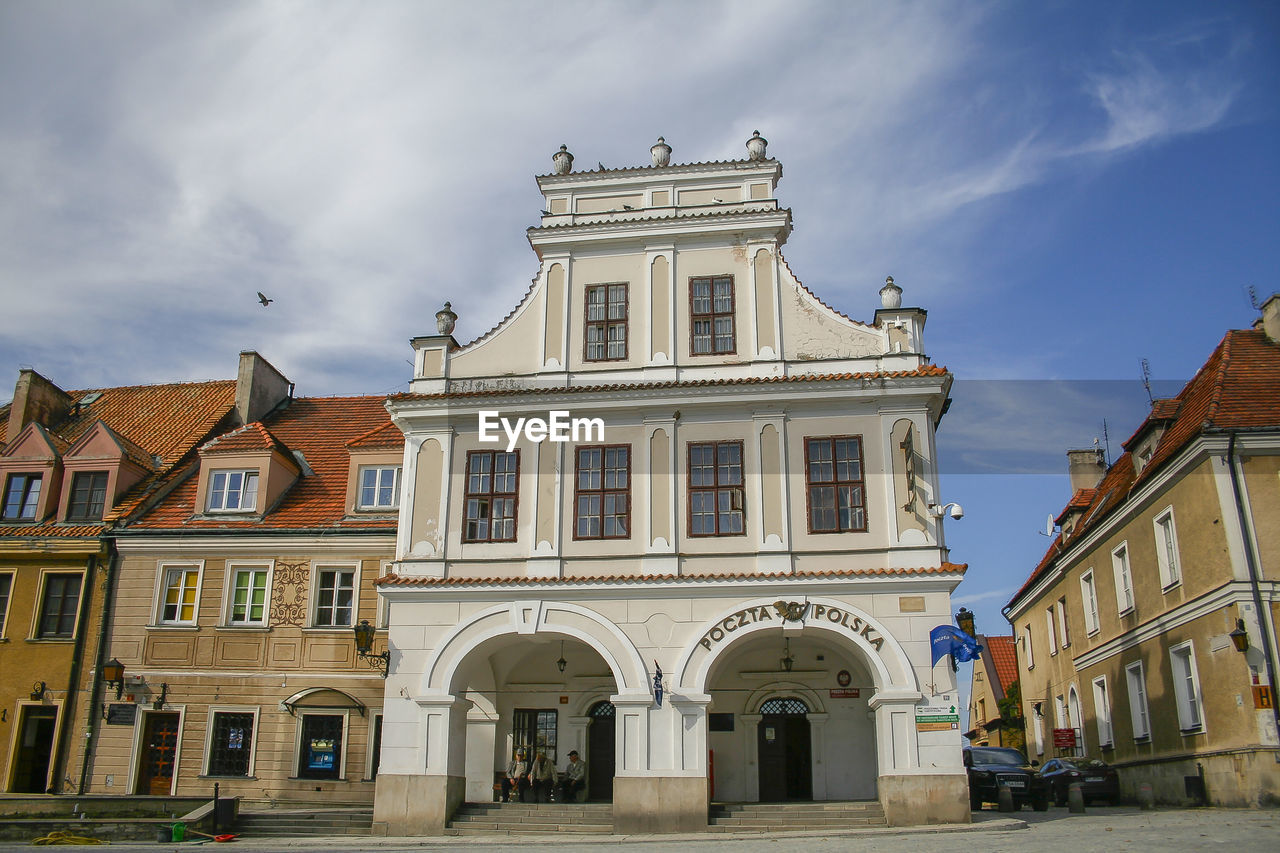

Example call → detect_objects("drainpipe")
51 552 97 793
1226 432 1280 731
78 541 120 795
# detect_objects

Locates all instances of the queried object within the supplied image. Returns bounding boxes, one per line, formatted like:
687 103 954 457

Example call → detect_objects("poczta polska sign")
698 600 886 652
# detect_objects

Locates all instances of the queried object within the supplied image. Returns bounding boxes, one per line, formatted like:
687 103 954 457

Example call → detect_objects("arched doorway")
757 697 812 801
586 700 615 801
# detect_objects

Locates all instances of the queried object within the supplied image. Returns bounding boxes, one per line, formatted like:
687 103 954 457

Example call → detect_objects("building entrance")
10 706 57 793
586 701 615 801
756 697 812 801
135 711 180 795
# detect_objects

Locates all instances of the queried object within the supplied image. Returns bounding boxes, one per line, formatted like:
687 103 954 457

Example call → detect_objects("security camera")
948 504 964 520
928 502 965 520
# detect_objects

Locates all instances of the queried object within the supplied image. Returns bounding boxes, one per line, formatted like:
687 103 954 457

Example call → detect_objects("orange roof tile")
1010 328 1280 609
345 421 402 449
127 395 402 532
982 635 1018 696
377 563 967 587
201 422 285 454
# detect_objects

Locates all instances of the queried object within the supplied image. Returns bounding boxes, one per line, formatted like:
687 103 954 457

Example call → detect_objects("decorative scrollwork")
271 560 310 627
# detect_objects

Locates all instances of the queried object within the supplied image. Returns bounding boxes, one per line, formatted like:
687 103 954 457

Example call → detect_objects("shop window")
512 708 558 762
298 714 344 779
584 283 628 361
159 566 200 625
688 441 744 536
66 471 109 521
804 437 866 533
313 568 354 627
2 473 42 521
37 573 82 638
574 445 630 539
463 450 519 542
690 275 735 354
206 711 255 777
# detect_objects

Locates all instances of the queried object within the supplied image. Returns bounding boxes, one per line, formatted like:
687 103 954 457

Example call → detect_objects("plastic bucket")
170 822 186 842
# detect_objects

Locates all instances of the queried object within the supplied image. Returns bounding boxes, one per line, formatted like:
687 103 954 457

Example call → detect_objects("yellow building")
1005 296 1280 805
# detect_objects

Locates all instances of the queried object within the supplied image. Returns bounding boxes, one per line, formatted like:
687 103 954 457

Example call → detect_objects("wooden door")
11 707 57 793
586 701 615 802
136 712 180 795
757 705 812 801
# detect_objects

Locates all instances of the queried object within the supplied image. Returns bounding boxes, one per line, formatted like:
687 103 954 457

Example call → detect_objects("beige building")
964 635 1022 750
1005 296 1280 805
374 135 971 835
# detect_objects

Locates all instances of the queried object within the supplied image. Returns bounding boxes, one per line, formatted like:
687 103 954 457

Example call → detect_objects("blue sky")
2 1 1278 642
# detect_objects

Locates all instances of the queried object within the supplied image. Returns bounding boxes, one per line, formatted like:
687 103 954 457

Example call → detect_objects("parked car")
1038 756 1121 805
963 746 1050 811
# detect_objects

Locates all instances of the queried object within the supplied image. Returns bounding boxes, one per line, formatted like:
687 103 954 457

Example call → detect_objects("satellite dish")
1039 514 1056 537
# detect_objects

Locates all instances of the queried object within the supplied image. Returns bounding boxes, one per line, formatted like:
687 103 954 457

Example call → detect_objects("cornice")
113 533 396 556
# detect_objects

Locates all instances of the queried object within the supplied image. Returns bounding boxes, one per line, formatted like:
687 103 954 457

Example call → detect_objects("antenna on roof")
1248 285 1260 312
1101 419 1111 465
1140 358 1154 407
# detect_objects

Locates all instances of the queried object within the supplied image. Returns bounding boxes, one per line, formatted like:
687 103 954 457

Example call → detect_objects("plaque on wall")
105 703 137 726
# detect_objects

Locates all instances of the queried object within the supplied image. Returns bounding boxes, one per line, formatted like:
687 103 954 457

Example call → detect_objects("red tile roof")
378 563 967 587
345 421 402 449
1009 328 1280 609
393 365 949 402
127 395 402 532
201 422 285 454
982 635 1018 696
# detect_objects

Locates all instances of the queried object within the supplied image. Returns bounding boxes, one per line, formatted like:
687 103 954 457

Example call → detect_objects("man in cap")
502 748 530 802
559 750 586 803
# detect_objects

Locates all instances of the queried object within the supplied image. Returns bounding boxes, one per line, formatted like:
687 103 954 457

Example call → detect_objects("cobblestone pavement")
2 806 1276 852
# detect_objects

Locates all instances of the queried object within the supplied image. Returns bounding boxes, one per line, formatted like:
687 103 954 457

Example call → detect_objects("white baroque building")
374 135 969 834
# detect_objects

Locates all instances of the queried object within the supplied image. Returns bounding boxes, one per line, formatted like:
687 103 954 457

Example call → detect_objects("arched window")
589 700 615 718
759 697 809 715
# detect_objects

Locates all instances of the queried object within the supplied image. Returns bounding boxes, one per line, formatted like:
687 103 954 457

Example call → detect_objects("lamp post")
781 638 795 673
556 640 567 674
1230 619 1250 653
102 658 125 700
354 620 391 677
956 607 976 637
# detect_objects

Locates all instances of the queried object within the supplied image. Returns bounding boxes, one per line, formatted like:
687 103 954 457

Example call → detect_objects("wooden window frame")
584 283 628 362
803 436 868 534
0 571 13 638
573 444 632 540
689 275 736 356
66 470 109 521
159 565 201 625
2 472 43 521
36 571 83 639
686 440 746 538
463 450 521 543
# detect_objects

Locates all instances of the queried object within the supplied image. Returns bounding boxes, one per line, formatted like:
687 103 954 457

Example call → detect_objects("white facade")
374 137 970 834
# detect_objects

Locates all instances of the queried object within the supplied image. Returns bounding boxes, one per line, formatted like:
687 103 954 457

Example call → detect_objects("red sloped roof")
345 421 402 449
1010 328 1280 609
378 563 968 587
983 635 1018 696
200 422 285 454
128 395 402 531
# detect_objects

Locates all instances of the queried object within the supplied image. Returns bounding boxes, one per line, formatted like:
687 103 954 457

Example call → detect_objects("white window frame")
1022 624 1034 669
1126 660 1151 740
1054 694 1067 729
309 562 360 629
1056 597 1071 648
357 465 401 510
1080 570 1099 636
1112 542 1134 615
155 563 202 626
1092 675 1113 748
207 469 260 513
223 561 273 627
1153 506 1182 590
1046 608 1058 655
1032 705 1045 756
375 561 393 629
202 705 261 777
1170 641 1205 733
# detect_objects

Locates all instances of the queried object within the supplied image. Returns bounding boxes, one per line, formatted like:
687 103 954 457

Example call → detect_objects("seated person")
501 749 530 802
558 750 586 802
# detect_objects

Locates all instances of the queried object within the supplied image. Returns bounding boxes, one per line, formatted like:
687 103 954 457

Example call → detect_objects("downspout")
1226 431 1280 731
51 552 97 793
78 540 119 795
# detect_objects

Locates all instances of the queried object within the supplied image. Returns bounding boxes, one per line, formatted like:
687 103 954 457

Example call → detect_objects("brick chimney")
234 352 292 426
1256 293 1280 343
7 369 72 439
1067 447 1107 492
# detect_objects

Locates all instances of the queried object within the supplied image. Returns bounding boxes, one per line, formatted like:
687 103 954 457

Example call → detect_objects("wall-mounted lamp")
1033 701 1044 718
102 658 125 700
353 620 390 678
1230 619 1250 653
556 640 567 674
955 607 976 638
781 638 795 673
153 683 169 710
30 681 48 702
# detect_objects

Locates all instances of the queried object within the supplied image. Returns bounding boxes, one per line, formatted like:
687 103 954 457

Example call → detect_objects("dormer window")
208 470 259 513
2 473 42 521
66 472 108 521
358 466 400 510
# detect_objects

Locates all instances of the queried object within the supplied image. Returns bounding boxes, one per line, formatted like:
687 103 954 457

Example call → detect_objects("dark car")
963 746 1049 811
1038 756 1121 805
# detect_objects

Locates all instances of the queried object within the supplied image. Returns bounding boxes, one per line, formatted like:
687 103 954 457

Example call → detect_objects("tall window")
1032 707 1045 755
574 445 629 539
358 466 400 510
208 470 259 512
38 573 82 638
688 441 744 536
512 709 558 762
67 471 109 521
1092 676 1113 746
1080 570 1099 635
2 473 42 521
0 572 12 636
1154 507 1181 589
1112 543 1134 615
1125 661 1151 740
160 566 200 624
1057 597 1072 647
1022 624 1034 669
463 451 519 542
585 283 627 361
805 437 867 533
690 275 735 354
298 714 344 779
1046 608 1058 655
314 568 355 627
229 567 268 625
1170 642 1204 732
207 711 255 777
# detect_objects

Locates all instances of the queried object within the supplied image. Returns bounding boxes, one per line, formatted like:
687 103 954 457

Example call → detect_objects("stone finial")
746 130 768 161
879 276 903 309
552 144 574 175
436 301 457 335
651 136 672 167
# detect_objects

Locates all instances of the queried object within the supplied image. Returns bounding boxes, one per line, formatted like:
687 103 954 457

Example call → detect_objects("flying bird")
257 292 273 307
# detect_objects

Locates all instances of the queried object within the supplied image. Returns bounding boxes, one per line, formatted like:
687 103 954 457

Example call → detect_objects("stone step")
444 824 613 836
710 816 885 826
447 801 614 835
708 822 887 833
